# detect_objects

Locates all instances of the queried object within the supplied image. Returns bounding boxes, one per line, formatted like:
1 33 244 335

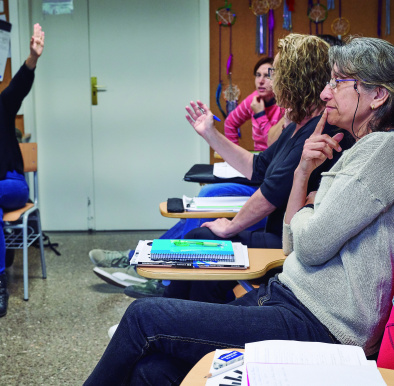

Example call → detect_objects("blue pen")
198 106 221 122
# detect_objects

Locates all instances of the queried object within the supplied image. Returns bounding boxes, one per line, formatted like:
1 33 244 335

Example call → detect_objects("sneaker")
124 280 165 298
89 249 133 268
93 265 148 288
108 324 119 339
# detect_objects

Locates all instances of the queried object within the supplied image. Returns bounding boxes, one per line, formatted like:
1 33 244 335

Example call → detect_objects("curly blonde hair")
273 34 330 124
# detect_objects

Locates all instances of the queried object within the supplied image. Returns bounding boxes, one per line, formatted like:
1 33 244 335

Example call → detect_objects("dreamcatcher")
308 1 328 34
251 0 281 57
223 73 241 136
386 0 391 35
215 1 236 118
331 0 350 39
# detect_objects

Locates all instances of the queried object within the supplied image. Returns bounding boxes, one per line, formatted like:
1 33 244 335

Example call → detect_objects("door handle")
91 77 107 105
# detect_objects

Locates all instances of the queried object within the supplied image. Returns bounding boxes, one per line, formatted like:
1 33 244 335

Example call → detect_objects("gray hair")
329 37 394 133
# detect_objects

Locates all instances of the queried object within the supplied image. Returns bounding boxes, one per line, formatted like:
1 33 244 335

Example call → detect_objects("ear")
371 87 389 109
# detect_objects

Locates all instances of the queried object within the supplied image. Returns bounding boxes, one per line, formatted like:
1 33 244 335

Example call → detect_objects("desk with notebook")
135 246 286 281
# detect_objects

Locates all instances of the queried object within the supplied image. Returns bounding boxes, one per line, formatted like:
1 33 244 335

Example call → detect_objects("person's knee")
184 227 217 240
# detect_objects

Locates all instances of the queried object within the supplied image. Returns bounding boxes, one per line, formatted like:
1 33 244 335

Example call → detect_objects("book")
150 239 234 261
130 240 249 269
241 340 386 386
182 195 249 212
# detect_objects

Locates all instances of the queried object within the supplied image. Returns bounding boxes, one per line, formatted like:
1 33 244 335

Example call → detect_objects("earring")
371 104 375 110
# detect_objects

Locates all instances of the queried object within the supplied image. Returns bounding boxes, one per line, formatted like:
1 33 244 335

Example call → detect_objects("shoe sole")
93 268 146 288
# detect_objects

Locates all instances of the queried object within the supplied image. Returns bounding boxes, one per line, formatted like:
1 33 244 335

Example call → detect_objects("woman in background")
224 56 284 151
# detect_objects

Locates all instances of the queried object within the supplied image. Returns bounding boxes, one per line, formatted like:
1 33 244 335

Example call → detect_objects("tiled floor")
0 230 164 385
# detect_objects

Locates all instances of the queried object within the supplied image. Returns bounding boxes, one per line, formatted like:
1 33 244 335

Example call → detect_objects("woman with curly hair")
180 33 354 255
85 35 393 386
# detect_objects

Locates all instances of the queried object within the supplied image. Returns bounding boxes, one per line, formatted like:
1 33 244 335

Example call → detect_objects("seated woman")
0 24 45 318
180 57 284 238
84 36 394 386
224 56 284 151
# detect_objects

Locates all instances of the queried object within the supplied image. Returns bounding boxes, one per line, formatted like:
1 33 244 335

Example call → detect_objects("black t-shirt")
252 115 355 237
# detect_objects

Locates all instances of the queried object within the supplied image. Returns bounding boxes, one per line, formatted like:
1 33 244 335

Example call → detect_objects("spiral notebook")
130 240 249 269
150 239 234 262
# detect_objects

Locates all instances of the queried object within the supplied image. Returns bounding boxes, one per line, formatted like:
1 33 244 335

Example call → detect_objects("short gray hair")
329 37 394 133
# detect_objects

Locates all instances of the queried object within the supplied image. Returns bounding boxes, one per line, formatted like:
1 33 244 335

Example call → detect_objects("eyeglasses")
268 67 275 79
327 78 357 90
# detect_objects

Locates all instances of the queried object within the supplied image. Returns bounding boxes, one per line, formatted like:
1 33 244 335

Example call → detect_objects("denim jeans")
181 183 263 237
0 171 29 273
84 276 339 386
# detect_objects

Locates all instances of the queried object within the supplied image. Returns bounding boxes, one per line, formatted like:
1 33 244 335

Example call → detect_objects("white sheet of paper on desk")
246 362 386 386
241 340 379 386
213 162 246 178
182 195 249 212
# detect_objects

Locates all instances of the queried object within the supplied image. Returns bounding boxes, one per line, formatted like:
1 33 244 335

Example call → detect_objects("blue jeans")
84 276 339 386
181 183 263 237
0 171 29 273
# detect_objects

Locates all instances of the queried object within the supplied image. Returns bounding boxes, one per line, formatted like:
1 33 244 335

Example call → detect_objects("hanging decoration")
327 0 335 10
386 0 391 35
251 0 269 54
308 1 328 35
251 0 281 57
215 1 236 119
283 0 295 31
331 0 350 39
223 73 241 136
378 0 383 37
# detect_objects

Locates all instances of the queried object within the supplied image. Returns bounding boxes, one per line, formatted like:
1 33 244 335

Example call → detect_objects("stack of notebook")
130 239 249 269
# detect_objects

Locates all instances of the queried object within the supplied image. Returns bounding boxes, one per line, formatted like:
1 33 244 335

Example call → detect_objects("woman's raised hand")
185 101 215 139
30 23 45 59
298 110 344 176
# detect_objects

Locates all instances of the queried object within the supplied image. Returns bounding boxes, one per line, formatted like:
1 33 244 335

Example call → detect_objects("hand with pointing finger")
297 110 344 177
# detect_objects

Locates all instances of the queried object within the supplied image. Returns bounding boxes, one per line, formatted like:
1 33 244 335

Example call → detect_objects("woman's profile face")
320 64 375 133
255 63 274 100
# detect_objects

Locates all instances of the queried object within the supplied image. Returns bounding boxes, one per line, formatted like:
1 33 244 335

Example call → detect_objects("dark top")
0 63 35 180
252 115 355 237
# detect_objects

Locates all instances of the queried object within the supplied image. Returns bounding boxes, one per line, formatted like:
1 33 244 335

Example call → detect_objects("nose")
320 83 332 102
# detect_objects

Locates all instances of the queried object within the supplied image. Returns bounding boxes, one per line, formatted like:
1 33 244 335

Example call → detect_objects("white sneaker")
89 249 132 268
108 324 119 339
93 266 148 288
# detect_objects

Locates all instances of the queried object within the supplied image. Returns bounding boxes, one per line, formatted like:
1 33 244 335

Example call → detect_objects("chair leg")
22 220 29 301
35 209 46 279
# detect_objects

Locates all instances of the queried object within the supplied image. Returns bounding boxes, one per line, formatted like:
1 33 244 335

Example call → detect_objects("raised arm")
25 23 45 70
186 100 254 179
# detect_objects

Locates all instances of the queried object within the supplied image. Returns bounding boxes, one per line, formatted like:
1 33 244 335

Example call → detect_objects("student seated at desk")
84 37 394 386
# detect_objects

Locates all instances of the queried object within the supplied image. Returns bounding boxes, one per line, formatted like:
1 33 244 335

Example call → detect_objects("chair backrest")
20 143 37 173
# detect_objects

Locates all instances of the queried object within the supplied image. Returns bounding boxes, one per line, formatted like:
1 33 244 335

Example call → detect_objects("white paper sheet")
213 162 246 179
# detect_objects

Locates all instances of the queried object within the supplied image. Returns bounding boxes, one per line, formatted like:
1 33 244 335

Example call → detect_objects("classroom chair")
3 143 46 300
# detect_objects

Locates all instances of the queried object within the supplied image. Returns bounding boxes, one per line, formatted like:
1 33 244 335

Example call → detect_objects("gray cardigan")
280 131 394 355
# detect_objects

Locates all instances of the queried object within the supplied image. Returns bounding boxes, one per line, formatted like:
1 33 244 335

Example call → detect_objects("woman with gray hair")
85 37 393 386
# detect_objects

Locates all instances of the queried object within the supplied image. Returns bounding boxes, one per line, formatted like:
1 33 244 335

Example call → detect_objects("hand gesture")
250 95 265 114
30 23 45 59
185 101 215 139
297 110 344 177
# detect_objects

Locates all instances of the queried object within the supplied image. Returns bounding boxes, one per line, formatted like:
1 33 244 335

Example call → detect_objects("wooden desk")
159 201 237 219
181 350 394 386
136 248 286 281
